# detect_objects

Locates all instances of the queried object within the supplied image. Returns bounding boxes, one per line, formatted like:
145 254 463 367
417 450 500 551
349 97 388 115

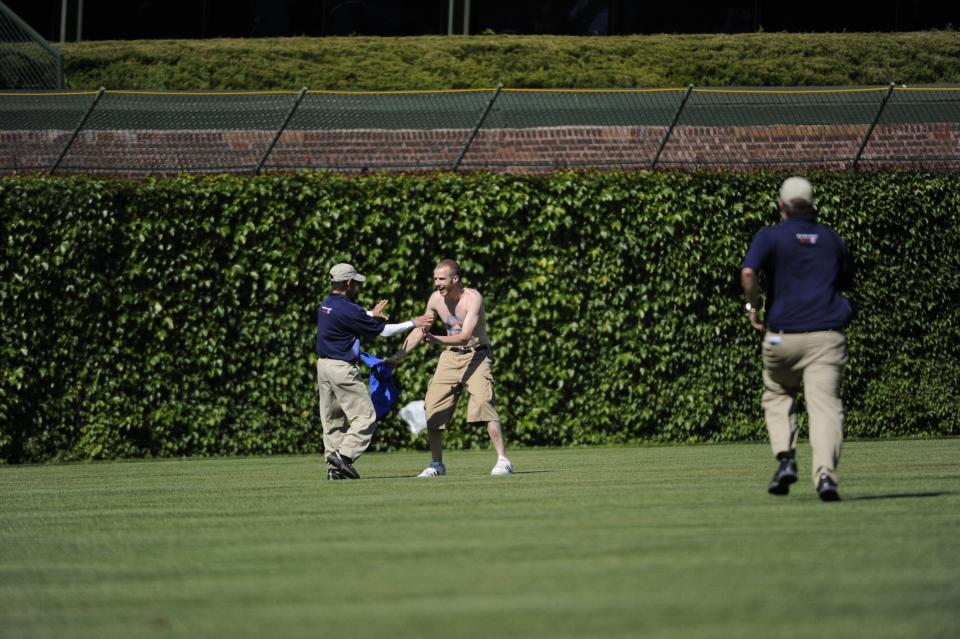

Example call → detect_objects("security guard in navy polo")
316 263 432 480
741 177 854 502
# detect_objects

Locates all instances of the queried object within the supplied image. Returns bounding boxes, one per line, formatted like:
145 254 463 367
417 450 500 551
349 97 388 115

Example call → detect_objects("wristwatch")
745 302 759 313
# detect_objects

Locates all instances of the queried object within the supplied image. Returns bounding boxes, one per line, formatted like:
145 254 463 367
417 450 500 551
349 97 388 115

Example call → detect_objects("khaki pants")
761 330 847 485
425 350 499 430
316 358 377 461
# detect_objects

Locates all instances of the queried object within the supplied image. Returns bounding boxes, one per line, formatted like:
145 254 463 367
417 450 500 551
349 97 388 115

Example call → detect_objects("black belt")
449 344 488 354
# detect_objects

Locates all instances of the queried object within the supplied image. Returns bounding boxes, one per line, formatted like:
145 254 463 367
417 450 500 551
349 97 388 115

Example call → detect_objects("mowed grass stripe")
1 440 958 639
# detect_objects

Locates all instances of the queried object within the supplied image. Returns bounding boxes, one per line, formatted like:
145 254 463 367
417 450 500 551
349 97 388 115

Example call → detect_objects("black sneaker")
326 451 360 479
767 458 798 495
817 474 840 502
327 468 343 480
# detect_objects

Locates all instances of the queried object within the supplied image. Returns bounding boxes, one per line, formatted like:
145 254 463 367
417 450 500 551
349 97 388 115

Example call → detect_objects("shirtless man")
388 259 512 477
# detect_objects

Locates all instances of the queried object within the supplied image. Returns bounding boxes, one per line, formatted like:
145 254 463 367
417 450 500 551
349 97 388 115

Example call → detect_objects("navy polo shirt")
316 294 385 361
742 217 853 332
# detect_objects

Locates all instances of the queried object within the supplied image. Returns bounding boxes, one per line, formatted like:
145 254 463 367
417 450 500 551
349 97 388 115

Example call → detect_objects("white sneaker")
490 456 513 476
418 461 446 477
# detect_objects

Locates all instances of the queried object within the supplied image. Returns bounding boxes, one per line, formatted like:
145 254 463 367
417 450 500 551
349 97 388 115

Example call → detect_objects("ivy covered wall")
1 171 957 463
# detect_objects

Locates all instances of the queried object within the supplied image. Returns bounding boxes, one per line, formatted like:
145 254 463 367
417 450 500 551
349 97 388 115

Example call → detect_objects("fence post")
50 86 104 176
255 86 308 174
453 84 501 171
853 82 896 172
651 84 693 169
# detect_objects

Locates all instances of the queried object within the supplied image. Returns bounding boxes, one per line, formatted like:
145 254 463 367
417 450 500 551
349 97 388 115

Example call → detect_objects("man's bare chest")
441 298 467 334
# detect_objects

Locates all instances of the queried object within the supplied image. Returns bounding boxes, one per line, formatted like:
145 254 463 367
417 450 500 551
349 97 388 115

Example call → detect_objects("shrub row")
59 32 960 90
1 171 958 463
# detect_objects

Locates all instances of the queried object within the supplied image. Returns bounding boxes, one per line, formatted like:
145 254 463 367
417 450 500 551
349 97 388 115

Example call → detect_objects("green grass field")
2 440 958 639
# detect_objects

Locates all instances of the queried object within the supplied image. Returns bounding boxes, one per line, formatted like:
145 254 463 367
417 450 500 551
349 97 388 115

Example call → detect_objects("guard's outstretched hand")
370 299 389 321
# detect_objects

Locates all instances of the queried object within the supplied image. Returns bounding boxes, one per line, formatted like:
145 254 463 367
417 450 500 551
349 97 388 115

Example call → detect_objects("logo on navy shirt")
321 305 333 315
796 233 819 245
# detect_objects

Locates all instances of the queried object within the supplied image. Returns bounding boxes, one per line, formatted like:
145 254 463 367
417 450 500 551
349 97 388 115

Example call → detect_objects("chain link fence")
1 85 958 175
0 2 63 90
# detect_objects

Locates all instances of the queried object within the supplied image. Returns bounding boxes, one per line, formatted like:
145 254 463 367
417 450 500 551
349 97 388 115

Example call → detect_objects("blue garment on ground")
359 351 399 420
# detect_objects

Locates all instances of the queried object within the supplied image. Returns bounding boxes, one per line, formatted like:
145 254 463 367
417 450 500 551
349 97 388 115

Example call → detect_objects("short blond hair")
436 259 461 278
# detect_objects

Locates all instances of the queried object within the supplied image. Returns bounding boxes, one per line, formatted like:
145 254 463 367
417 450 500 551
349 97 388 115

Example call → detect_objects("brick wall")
2 123 958 176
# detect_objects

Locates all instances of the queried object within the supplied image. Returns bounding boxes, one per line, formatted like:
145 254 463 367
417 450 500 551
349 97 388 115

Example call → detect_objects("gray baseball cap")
329 263 365 282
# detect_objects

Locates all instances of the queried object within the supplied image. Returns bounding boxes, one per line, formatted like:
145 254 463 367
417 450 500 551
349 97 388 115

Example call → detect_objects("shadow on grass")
846 491 956 501
366 470 556 480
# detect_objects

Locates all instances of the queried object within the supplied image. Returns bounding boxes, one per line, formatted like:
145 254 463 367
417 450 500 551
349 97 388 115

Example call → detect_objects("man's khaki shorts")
425 349 499 430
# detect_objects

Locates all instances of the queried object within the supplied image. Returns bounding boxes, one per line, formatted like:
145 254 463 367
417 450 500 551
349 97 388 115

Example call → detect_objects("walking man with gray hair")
741 177 854 501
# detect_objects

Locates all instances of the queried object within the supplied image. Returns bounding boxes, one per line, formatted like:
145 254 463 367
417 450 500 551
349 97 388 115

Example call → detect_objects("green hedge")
1 172 958 463
59 32 960 90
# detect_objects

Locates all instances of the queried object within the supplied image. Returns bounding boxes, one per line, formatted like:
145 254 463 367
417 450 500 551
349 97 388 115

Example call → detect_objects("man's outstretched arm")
386 305 436 366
